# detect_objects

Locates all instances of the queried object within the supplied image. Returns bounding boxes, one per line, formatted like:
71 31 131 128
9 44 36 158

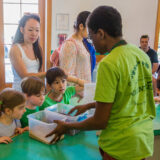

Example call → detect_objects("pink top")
59 38 91 82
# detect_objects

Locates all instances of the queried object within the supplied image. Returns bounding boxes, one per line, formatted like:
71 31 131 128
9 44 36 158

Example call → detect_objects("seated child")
39 67 85 111
20 76 45 128
0 88 26 144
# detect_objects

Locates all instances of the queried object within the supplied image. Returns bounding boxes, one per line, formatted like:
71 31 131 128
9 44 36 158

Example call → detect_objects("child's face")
27 87 45 107
51 77 67 95
11 102 26 120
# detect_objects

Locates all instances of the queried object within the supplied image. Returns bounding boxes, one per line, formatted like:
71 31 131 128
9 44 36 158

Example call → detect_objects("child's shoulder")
64 86 76 97
65 86 75 92
0 120 17 137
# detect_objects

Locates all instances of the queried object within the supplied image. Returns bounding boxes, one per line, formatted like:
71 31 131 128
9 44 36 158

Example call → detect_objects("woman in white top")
9 14 45 91
59 11 91 83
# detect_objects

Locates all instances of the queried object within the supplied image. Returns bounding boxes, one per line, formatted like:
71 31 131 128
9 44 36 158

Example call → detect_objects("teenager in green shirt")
46 6 155 160
39 67 85 111
20 76 45 128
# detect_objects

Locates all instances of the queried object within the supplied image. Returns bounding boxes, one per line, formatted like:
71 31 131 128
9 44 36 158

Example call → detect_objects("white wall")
51 0 158 50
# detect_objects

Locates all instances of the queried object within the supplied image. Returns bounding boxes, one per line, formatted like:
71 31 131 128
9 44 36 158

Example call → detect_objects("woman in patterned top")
59 11 92 83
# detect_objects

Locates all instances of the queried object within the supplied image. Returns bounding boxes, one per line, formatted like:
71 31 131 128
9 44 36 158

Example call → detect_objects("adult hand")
46 120 68 144
68 104 89 116
0 136 12 144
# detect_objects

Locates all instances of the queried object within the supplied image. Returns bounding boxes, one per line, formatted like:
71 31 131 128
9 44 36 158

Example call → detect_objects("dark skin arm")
46 102 112 143
68 102 96 116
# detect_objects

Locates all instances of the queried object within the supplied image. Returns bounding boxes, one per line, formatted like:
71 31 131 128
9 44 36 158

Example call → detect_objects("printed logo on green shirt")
128 60 152 97
130 60 149 81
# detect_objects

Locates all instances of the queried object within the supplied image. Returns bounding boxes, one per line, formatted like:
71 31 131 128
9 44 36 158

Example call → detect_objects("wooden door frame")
0 1 5 91
39 0 52 71
0 1 50 91
39 0 45 71
154 0 160 51
46 0 52 70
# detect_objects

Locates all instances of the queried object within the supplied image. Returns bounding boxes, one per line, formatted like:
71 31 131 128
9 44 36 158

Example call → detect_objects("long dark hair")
74 11 90 31
13 14 42 71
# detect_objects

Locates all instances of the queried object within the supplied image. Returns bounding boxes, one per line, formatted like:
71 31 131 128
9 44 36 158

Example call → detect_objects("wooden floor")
147 136 160 160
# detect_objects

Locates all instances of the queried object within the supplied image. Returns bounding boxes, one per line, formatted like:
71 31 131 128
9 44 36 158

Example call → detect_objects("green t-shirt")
39 86 76 111
94 44 156 160
20 107 39 128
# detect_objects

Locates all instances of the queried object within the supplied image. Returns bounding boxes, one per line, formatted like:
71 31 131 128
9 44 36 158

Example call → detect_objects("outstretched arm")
68 102 96 116
67 76 86 87
46 102 112 143
152 63 158 74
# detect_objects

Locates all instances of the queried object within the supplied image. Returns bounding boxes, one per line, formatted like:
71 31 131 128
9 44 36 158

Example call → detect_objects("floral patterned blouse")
59 37 91 82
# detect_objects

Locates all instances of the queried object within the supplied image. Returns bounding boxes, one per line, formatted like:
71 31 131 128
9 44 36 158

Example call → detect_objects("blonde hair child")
20 76 45 129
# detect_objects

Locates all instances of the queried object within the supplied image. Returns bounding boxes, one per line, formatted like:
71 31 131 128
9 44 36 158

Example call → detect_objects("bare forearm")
65 116 105 131
22 72 46 79
152 63 158 74
64 102 108 131
50 102 112 139
67 76 86 87
86 102 96 110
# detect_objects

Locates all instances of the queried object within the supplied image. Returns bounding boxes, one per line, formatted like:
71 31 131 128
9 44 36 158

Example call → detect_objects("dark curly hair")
87 6 122 37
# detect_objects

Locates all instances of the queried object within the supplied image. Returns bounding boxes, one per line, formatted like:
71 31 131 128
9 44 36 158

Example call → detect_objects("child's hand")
15 127 26 134
154 96 160 102
0 136 12 144
23 126 29 131
67 76 86 87
75 90 84 103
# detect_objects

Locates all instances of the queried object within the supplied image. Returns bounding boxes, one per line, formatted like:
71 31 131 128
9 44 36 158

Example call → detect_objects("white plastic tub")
27 110 66 144
45 103 88 122
45 103 77 121
82 83 96 104
45 103 88 135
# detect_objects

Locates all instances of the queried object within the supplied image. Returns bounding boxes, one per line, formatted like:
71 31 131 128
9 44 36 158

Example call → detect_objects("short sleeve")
65 86 76 100
39 94 55 111
151 50 158 63
15 119 21 128
94 61 118 103
59 41 77 76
